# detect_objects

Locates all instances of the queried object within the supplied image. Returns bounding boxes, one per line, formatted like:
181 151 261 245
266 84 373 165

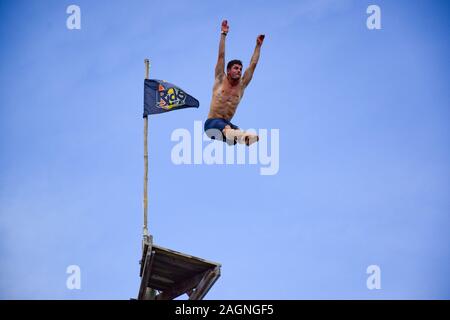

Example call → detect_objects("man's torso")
208 76 246 121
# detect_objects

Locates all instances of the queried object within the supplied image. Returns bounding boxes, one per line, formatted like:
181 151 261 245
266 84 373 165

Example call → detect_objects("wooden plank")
150 266 194 284
151 251 219 281
139 235 153 277
149 273 176 291
153 245 221 267
139 242 149 277
150 251 217 281
154 254 208 272
137 250 155 300
152 256 206 275
154 254 199 270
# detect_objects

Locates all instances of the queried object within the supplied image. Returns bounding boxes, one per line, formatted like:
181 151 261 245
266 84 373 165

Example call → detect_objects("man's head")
227 59 243 80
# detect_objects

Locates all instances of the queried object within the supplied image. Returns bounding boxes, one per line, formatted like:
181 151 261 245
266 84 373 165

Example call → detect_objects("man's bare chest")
215 83 243 104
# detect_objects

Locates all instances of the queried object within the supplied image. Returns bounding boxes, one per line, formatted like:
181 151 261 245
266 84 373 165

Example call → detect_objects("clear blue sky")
0 0 449 299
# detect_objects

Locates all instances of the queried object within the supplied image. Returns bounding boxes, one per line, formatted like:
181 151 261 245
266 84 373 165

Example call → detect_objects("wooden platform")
138 237 221 300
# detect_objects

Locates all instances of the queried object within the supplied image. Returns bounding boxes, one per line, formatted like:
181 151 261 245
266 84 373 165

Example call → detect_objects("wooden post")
143 59 150 242
141 59 156 300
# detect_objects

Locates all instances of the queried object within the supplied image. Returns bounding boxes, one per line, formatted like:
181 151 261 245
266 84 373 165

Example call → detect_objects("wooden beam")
189 266 221 300
139 235 153 277
139 244 148 277
187 289 195 298
137 250 155 300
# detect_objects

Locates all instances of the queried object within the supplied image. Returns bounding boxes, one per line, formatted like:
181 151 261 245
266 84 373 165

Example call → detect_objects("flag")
143 79 200 117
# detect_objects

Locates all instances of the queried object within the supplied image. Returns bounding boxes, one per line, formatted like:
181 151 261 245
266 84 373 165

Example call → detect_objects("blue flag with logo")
143 79 200 117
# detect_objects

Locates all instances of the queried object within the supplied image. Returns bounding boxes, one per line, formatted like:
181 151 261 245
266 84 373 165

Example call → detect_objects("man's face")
227 64 242 80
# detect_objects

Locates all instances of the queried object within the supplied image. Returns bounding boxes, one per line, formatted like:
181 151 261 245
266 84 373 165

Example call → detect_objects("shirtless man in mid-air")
204 20 265 146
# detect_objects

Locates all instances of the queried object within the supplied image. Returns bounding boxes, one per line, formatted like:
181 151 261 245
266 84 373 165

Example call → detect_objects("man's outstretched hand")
257 34 265 46
221 20 229 34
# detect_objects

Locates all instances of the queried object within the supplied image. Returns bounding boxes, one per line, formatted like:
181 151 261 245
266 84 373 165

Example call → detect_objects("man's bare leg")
223 125 259 146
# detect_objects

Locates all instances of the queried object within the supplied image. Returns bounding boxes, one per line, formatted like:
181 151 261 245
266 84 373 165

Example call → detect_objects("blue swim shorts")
204 118 239 144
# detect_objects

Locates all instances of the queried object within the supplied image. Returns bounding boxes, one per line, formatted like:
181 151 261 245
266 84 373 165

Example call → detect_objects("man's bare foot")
245 134 259 146
223 128 258 146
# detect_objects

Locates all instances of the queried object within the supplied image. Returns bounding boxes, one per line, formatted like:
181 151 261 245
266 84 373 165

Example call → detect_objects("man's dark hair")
227 59 243 71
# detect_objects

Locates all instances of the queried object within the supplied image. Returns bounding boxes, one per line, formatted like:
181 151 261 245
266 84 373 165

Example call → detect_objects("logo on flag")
157 85 187 110
143 79 199 117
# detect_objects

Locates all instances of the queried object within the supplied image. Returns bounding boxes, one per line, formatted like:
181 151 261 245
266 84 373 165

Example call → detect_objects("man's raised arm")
215 20 229 79
242 34 265 87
